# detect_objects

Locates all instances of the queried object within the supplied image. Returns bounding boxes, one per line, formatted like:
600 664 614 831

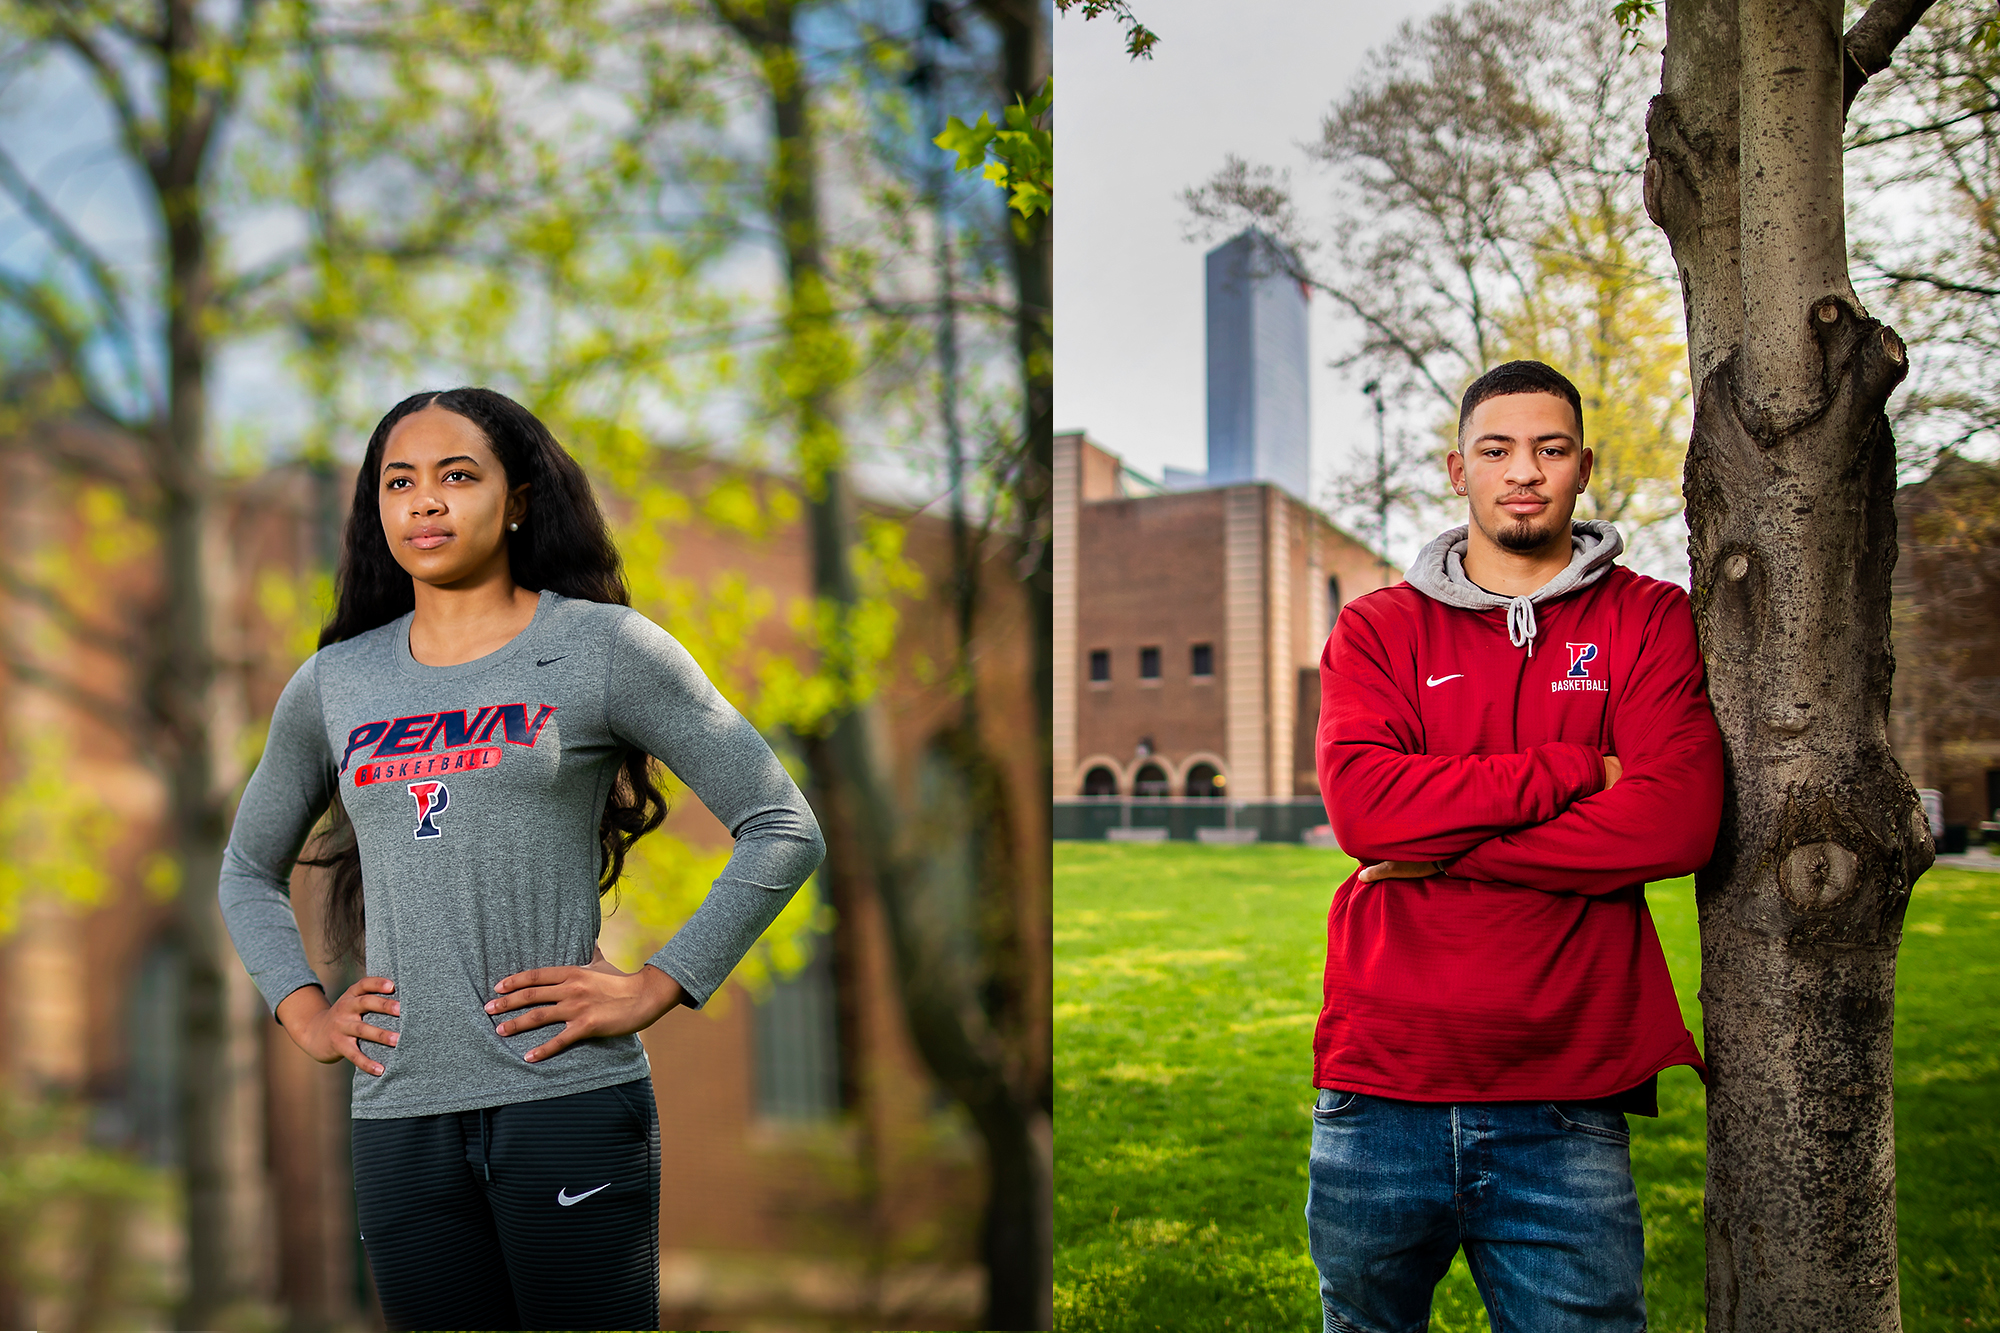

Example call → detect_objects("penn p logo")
409 780 450 840
1552 642 1610 694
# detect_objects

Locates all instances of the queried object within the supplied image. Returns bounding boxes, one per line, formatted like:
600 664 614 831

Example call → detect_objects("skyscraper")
1205 228 1311 503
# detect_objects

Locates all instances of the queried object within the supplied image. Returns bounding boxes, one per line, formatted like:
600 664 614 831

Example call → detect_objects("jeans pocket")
1549 1101 1631 1144
1311 1087 1362 1121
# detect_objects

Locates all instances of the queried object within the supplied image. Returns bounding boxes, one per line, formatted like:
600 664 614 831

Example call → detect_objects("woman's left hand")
486 946 686 1063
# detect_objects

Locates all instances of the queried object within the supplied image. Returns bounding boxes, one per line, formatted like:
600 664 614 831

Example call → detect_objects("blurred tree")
1640 0 1934 1324
1181 0 1690 566
0 0 283 1318
936 0 1053 844
972 0 1051 803
706 1 1049 1326
949 34 1053 1310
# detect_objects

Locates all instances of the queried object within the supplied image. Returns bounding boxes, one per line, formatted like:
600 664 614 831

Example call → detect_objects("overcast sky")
1054 0 1451 544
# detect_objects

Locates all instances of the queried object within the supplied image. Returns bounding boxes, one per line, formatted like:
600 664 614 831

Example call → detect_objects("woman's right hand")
276 977 400 1076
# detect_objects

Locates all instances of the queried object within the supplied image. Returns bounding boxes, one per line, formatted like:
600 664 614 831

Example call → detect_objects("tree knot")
1779 840 1860 911
1807 293 1908 411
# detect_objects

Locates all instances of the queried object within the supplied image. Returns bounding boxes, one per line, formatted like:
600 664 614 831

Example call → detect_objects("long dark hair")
304 388 667 967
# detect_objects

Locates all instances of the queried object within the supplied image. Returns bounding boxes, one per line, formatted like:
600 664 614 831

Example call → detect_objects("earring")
509 522 519 532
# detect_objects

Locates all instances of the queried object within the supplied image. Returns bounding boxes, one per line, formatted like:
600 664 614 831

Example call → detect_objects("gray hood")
1403 520 1624 657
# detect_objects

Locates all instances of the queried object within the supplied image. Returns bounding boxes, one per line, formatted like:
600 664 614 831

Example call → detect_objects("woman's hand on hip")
486 949 686 1063
276 976 399 1076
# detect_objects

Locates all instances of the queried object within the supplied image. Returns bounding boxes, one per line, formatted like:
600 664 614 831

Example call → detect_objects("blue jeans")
1305 1089 1646 1333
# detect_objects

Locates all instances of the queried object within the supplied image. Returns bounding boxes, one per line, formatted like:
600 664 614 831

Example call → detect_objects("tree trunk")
711 3 1050 1323
155 0 240 1319
1644 0 1934 1326
975 0 1054 804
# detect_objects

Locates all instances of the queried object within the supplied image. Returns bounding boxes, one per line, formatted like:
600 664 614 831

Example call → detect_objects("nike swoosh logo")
537 656 568 668
557 1183 611 1206
1426 674 1464 687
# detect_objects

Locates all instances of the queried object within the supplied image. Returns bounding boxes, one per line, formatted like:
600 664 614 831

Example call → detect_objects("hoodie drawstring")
1506 595 1538 657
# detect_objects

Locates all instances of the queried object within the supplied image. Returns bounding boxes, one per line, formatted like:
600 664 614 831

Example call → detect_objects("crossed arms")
1316 593 1724 896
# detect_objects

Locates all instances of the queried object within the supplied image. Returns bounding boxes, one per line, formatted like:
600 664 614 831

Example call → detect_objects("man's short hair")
1456 361 1583 446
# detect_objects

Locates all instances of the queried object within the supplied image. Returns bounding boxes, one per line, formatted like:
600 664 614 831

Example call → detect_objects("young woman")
218 388 824 1330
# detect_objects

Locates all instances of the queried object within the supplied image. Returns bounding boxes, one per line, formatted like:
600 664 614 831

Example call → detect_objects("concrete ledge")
1195 827 1260 844
1106 826 1169 842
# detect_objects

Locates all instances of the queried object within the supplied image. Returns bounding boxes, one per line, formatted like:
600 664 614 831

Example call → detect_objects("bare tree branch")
1843 0 1941 115
0 141 143 387
1872 267 2000 298
41 13 156 166
1848 100 2000 149
1314 278 1464 411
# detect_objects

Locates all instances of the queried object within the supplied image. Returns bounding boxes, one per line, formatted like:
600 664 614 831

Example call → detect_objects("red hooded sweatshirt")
1314 522 1719 1103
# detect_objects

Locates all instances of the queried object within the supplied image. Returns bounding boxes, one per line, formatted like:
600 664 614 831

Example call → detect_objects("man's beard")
1494 510 1564 553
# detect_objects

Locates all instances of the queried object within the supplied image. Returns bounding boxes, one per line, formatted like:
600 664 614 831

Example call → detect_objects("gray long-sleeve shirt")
218 591 825 1118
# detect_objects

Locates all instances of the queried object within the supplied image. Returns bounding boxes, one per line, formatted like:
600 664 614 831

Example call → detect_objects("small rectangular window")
1089 649 1111 682
1139 646 1161 679
1191 643 1214 677
754 930 841 1122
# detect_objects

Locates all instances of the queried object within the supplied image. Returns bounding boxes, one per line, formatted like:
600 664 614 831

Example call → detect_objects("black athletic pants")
352 1077 660 1331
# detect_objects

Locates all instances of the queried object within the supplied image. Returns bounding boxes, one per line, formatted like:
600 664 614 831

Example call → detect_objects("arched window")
1185 763 1224 798
1132 763 1170 798
1081 766 1119 797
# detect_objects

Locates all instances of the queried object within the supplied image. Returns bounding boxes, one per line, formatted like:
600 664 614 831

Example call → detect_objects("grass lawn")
1054 842 2000 1332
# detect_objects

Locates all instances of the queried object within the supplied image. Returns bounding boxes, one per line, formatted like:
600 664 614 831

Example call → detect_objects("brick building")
1889 452 2000 839
1052 430 1390 808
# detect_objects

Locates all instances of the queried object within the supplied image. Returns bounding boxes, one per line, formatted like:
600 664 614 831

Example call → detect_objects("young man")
1308 360 1722 1333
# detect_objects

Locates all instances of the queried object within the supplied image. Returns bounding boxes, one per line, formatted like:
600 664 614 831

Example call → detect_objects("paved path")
1927 852 2000 875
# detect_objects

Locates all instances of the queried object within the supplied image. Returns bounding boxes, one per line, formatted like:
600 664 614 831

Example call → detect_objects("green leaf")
934 112 1000 172
1610 0 1659 48
937 80 1053 219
